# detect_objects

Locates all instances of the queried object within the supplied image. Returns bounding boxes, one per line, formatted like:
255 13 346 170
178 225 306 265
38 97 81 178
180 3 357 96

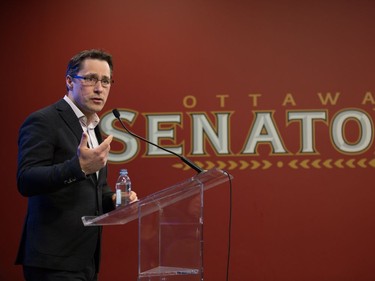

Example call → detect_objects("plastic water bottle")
115 169 132 207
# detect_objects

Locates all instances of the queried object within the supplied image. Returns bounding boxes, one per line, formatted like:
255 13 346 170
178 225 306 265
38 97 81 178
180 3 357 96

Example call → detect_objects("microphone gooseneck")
112 109 203 174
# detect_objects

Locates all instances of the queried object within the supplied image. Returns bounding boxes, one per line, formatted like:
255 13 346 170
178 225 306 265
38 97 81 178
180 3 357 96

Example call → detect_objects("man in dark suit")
16 49 137 281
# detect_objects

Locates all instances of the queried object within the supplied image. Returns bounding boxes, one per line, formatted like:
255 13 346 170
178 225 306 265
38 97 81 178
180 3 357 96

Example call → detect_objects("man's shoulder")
22 99 71 125
30 99 69 116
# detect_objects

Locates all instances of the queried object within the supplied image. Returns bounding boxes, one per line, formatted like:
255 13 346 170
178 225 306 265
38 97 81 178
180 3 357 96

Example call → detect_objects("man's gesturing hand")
78 132 113 175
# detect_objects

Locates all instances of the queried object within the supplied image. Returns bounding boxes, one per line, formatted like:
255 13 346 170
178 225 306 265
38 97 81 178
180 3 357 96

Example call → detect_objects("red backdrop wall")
1 1 375 280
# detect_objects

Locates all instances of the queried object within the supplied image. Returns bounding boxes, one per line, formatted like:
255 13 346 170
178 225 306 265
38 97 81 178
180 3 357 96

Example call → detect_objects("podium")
82 168 232 281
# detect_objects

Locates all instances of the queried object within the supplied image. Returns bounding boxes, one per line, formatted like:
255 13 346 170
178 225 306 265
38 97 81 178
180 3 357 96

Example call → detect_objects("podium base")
140 266 199 276
139 266 202 280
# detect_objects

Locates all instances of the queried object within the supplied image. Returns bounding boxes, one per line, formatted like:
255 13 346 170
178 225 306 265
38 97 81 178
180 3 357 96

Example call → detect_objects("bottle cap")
120 169 128 175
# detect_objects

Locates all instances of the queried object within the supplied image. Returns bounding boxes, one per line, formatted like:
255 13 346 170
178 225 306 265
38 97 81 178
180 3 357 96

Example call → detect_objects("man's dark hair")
66 49 113 77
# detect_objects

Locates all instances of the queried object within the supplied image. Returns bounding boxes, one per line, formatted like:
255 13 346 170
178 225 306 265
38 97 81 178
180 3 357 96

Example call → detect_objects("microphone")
112 109 204 174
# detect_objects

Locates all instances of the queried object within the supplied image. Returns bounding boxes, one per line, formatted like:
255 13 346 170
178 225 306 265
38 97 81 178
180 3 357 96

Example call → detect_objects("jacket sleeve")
99 166 115 213
17 110 86 197
102 187 115 213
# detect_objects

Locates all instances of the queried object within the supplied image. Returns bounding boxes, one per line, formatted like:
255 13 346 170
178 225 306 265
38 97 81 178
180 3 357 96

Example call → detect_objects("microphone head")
112 109 120 118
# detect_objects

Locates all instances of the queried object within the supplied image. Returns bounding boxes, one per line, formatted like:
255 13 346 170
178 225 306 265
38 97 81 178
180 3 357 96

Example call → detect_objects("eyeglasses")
72 75 114 87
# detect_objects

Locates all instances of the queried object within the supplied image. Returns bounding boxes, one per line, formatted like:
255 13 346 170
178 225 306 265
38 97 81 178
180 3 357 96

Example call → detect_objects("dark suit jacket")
16 99 114 271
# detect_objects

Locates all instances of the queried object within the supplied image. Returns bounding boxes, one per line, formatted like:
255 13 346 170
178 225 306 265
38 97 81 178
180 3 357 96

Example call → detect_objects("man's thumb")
103 135 113 145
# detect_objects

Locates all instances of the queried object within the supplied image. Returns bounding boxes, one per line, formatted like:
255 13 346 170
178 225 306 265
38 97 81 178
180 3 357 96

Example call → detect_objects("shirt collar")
63 95 100 128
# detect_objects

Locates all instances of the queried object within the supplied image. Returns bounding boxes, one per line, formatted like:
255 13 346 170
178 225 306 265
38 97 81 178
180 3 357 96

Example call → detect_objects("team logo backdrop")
3 1 375 281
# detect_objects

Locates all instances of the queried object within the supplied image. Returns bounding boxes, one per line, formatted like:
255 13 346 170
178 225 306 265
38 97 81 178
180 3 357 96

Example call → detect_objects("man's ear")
66 76 73 90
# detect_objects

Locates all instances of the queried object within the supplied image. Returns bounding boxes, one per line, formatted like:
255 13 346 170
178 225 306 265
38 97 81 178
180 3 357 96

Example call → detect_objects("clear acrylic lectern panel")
138 190 203 281
82 168 232 281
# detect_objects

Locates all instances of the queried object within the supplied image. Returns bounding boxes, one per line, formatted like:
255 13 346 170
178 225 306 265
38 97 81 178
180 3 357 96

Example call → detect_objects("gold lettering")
282 93 296 106
216 94 229 108
183 95 197 108
317 92 340 105
248 93 262 107
361 91 375 105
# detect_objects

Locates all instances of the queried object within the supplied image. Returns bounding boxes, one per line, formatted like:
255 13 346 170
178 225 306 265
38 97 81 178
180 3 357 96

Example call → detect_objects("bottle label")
116 189 122 206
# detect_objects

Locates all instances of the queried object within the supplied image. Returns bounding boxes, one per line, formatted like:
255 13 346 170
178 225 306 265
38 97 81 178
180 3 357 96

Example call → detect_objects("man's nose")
93 81 104 92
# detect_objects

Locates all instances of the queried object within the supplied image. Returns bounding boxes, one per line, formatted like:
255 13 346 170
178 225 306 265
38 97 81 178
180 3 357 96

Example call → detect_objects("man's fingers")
129 191 138 202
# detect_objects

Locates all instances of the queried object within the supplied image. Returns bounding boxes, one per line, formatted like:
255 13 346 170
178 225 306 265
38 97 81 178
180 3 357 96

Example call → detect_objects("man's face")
67 58 111 117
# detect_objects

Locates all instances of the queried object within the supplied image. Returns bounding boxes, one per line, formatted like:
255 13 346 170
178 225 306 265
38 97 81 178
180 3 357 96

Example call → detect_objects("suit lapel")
55 99 104 185
55 99 83 143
